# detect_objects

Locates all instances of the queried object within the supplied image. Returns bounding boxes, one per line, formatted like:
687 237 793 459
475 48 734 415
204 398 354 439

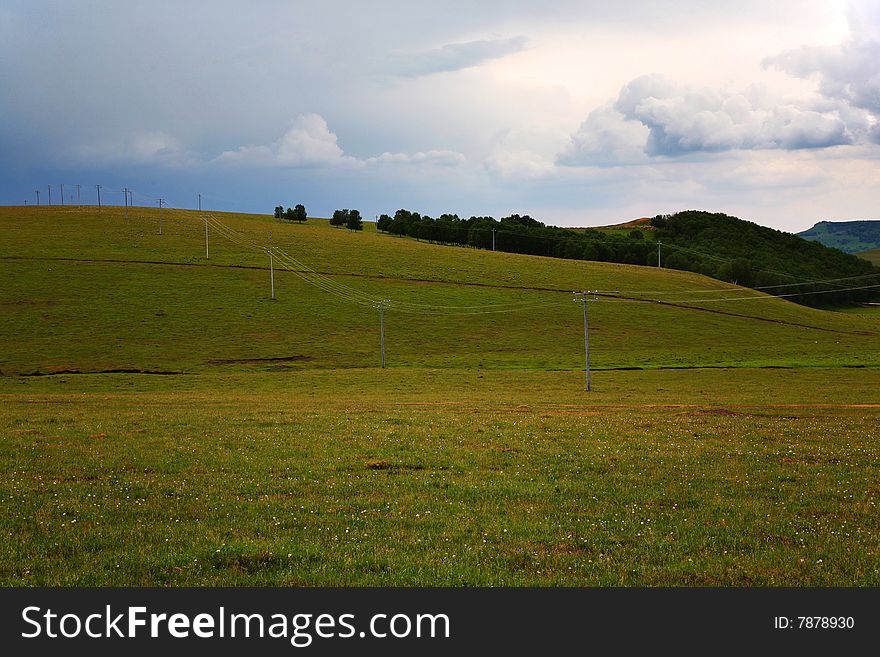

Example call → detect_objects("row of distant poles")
28 186 213 237
28 186 257 306
28 184 88 208
27 186 206 213
30 184 107 208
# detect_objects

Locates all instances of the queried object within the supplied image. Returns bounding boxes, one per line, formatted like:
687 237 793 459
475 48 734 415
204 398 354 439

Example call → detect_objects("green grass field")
860 248 880 266
1 206 878 585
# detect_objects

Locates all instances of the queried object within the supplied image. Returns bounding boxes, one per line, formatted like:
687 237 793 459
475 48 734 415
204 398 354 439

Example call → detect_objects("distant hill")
594 217 656 231
859 248 880 266
798 220 880 253
650 211 880 306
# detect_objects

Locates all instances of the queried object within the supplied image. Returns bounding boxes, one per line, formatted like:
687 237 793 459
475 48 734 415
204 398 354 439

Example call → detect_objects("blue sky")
2 0 879 231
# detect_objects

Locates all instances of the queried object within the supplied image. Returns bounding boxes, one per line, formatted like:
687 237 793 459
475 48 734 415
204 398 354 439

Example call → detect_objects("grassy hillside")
1 205 878 376
1 205 879 586
375 209 879 306
799 220 880 253
860 248 880 266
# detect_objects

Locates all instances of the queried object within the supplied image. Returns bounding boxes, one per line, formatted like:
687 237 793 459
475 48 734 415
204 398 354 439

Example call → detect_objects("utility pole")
123 187 128 219
657 241 661 268
267 248 275 299
158 198 164 235
60 183 64 206
573 291 596 391
374 300 390 368
204 216 209 259
35 190 40 206
96 185 101 210
198 193 201 212
75 184 81 207
47 185 51 206
492 228 496 252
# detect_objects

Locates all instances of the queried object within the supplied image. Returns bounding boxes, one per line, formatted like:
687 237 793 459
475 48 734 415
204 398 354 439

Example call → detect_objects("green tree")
285 207 295 221
331 209 348 226
293 204 307 223
274 205 284 219
377 214 392 232
346 209 363 231
717 258 756 288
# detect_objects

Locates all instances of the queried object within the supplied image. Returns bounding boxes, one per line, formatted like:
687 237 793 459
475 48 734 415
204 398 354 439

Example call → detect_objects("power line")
267 247 275 300
194 213 571 314
133 204 880 314
596 272 880 296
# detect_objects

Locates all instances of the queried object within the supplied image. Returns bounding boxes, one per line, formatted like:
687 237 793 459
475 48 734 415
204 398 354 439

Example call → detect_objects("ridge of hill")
592 217 656 231
798 219 880 253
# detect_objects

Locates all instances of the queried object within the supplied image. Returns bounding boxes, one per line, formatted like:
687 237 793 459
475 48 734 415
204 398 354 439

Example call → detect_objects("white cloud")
481 125 572 179
765 2 880 142
556 104 649 166
614 74 853 155
365 150 465 166
216 114 465 170
483 149 555 179
558 67 876 166
215 114 355 168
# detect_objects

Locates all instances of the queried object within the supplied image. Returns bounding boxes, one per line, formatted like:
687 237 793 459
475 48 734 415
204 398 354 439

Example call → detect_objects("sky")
1 0 879 231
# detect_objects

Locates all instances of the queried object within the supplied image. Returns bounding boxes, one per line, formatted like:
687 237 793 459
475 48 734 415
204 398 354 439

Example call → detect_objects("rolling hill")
798 220 880 253
0 205 877 376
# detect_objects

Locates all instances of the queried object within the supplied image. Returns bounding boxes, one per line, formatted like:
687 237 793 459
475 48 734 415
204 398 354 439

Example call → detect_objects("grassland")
860 248 880 266
1 206 878 585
